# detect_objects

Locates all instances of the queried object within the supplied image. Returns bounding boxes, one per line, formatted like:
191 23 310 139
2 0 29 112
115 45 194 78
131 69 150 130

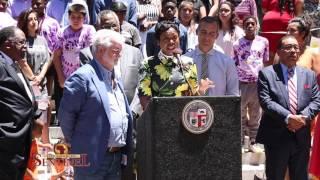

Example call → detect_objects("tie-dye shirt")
233 36 269 82
38 15 60 53
55 24 96 78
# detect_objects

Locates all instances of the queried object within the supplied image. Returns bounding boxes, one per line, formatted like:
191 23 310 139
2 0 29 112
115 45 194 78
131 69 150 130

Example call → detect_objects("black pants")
265 140 309 180
0 156 28 180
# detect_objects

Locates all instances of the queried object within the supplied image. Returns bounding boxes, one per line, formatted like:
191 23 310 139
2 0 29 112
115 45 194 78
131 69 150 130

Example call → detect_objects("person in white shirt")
185 16 239 96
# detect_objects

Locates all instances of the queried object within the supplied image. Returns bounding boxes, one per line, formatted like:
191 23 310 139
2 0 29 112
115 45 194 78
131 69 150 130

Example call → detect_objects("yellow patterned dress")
138 51 198 98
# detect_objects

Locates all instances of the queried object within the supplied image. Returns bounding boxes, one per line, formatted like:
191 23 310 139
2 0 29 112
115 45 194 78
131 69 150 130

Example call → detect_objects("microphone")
173 48 183 60
173 48 194 96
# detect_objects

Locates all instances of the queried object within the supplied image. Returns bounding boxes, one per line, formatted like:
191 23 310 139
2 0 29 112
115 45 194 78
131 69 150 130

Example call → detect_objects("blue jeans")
74 151 122 180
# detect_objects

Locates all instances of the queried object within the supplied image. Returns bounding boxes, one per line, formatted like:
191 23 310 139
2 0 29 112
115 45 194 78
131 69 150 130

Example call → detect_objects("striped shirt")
136 2 160 23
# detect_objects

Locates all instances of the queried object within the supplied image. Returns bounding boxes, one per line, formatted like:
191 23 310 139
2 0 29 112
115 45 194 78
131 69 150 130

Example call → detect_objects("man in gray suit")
257 35 320 180
96 10 143 180
96 9 143 105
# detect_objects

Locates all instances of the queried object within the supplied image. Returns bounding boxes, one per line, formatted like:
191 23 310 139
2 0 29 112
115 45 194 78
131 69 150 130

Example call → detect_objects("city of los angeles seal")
182 100 214 134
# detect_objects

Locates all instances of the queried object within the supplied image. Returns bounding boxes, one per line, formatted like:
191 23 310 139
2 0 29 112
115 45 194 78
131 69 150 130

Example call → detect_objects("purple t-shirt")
233 36 269 82
39 15 60 53
55 24 96 78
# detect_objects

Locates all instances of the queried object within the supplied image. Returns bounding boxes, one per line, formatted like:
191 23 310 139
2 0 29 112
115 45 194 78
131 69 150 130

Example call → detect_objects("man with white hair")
58 29 133 180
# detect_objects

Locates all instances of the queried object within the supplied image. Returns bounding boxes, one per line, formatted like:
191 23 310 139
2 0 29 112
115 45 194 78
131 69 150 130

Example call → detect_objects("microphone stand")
174 53 200 96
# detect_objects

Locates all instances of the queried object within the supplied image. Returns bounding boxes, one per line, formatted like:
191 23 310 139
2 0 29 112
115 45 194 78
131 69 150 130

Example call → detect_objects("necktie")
288 68 297 114
201 54 209 95
201 54 208 80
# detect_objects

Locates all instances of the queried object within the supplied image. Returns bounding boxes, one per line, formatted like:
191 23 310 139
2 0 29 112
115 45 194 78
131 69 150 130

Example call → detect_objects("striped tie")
201 54 208 79
201 54 209 95
288 68 297 114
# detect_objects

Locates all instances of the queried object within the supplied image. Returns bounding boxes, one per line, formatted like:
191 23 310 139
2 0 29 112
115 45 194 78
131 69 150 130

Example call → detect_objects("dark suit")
0 58 37 180
257 64 320 180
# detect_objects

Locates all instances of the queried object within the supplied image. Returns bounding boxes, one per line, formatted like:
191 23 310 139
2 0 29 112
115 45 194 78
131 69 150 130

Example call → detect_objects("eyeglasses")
7 38 27 46
280 44 300 52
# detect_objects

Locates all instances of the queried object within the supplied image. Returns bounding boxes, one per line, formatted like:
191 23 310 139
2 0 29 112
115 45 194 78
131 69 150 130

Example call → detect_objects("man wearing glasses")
0 26 39 180
256 35 320 180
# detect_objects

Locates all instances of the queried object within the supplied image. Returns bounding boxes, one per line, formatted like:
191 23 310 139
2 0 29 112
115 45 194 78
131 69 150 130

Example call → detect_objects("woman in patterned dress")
138 21 212 109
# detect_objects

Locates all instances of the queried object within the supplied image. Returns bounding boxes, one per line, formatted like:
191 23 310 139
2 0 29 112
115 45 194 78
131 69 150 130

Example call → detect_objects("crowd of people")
0 0 320 179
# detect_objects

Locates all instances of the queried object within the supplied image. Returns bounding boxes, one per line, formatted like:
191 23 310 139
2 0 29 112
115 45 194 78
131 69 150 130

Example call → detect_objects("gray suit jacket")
118 44 143 104
256 64 320 146
78 44 143 111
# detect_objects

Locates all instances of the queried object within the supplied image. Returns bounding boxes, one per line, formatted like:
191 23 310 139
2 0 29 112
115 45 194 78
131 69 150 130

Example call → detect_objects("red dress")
261 0 294 54
309 75 320 177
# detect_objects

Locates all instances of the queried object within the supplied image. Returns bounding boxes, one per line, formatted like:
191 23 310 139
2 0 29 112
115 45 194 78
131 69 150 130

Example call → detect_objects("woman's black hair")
155 20 180 41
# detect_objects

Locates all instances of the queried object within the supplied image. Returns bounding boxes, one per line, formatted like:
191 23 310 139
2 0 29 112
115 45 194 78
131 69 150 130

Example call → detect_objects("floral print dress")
138 51 198 98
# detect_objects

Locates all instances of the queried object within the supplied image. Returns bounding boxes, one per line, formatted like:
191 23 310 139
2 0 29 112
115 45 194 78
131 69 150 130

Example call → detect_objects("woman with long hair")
216 1 244 58
17 9 51 144
221 0 259 28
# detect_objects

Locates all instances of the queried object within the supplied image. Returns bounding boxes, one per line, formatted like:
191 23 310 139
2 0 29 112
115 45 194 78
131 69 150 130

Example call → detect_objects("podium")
137 96 241 180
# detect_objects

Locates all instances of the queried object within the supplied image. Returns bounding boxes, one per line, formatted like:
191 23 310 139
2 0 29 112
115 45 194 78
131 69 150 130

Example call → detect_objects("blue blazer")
58 60 133 174
256 64 320 147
